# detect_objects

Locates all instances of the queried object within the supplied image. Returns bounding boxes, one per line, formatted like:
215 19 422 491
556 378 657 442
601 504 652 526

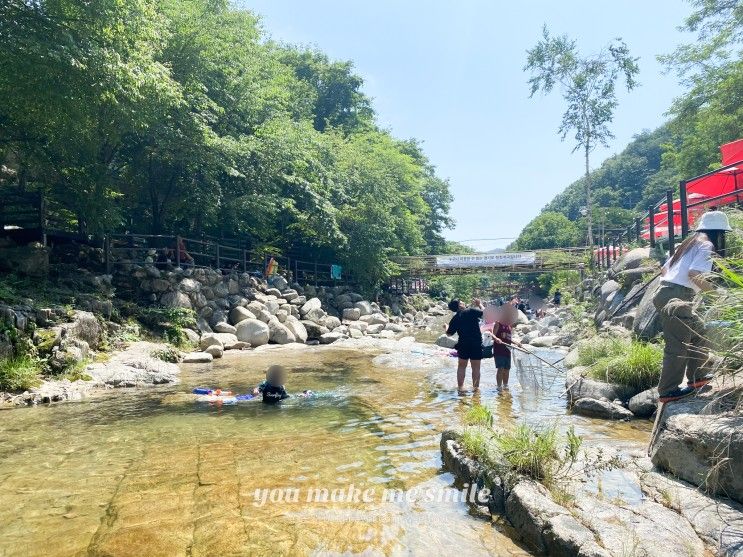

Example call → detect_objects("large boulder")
323 316 342 330
284 318 308 343
565 368 638 403
64 311 103 349
160 291 192 310
304 307 326 323
204 344 223 359
528 335 558 348
572 397 634 420
199 333 223 351
268 320 296 344
319 331 343 344
229 306 255 325
301 320 329 339
354 301 373 316
268 274 289 291
213 322 236 334
633 276 663 340
361 313 388 326
628 388 659 418
611 247 651 274
342 307 361 321
651 413 743 504
183 352 213 363
300 297 322 316
235 319 269 347
211 332 239 350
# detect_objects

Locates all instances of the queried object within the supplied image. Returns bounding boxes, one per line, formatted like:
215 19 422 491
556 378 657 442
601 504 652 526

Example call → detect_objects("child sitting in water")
253 365 290 404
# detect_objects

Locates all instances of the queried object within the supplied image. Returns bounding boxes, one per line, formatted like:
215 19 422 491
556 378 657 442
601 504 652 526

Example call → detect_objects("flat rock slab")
87 342 180 387
572 397 634 420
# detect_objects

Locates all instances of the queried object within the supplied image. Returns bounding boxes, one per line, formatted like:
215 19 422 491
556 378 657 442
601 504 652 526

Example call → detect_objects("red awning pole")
680 181 689 238
667 189 676 255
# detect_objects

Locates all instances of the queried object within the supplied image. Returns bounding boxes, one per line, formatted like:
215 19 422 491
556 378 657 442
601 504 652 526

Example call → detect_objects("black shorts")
494 354 511 370
456 343 483 361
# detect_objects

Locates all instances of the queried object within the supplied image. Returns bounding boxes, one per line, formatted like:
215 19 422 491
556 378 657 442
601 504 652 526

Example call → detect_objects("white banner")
434 252 536 269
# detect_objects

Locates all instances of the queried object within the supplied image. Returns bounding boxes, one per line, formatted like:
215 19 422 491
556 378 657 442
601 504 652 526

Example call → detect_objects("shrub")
152 346 182 363
0 356 43 391
465 404 493 427
59 359 93 382
588 341 663 391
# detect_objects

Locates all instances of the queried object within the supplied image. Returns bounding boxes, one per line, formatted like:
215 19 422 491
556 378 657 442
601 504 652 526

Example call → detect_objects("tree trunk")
584 142 593 248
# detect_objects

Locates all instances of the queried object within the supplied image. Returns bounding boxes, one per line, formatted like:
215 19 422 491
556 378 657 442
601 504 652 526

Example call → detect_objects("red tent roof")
722 139 743 166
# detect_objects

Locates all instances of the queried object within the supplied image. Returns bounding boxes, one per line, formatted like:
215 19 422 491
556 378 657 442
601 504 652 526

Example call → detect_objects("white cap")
695 210 732 232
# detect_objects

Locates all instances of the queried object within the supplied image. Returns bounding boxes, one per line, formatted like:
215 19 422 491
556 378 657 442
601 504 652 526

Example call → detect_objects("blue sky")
243 0 692 251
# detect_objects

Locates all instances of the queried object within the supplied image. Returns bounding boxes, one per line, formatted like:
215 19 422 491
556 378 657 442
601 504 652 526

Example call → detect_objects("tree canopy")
0 0 453 290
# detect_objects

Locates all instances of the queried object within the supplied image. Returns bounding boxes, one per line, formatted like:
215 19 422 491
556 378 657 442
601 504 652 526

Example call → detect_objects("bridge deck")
391 247 590 276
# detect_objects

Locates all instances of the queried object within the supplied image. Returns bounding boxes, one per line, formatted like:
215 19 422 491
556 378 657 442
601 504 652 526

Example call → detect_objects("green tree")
524 27 639 247
513 212 581 250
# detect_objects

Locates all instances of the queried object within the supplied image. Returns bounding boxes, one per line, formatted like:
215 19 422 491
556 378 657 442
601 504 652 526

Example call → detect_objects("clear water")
0 345 650 556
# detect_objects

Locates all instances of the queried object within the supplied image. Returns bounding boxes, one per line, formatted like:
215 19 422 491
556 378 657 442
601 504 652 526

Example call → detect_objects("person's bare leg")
471 359 481 391
496 368 503 390
457 359 468 391
503 368 510 389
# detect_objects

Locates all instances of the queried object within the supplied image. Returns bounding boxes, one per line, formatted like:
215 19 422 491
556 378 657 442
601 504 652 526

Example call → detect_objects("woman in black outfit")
446 298 485 392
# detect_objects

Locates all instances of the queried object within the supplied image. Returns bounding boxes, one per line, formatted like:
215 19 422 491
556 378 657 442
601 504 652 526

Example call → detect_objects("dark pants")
653 282 709 394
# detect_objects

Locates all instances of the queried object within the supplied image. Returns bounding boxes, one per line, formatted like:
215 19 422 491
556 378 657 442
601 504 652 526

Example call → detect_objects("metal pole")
635 217 641 243
667 189 675 256
105 235 111 275
314 261 318 288
175 235 181 268
612 237 618 263
215 242 221 271
648 206 656 248
679 181 689 239
243 249 247 272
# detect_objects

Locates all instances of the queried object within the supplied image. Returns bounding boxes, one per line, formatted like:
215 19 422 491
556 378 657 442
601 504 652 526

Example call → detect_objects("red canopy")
722 139 743 166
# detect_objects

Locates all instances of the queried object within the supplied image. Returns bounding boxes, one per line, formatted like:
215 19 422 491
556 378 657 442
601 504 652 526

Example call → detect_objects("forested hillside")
514 0 743 250
0 0 453 288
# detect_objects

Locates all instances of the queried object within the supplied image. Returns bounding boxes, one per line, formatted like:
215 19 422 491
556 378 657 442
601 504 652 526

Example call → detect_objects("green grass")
151 345 181 363
0 356 43 391
465 404 493 427
587 341 663 392
459 428 498 468
494 423 582 488
59 359 93 382
576 337 629 367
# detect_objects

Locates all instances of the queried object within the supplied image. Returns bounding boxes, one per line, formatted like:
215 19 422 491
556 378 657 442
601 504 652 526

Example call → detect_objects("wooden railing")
105 233 352 287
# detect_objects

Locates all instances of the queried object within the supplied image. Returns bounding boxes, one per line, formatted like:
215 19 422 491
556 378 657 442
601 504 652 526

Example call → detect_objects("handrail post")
612 237 617 263
666 189 675 256
215 242 221 271
635 217 641 243
679 180 689 238
648 206 656 248
242 249 247 272
105 234 111 275
175 235 181 268
314 261 318 288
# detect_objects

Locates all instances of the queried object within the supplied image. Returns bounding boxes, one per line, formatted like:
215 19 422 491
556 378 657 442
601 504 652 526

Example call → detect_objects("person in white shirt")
652 210 732 402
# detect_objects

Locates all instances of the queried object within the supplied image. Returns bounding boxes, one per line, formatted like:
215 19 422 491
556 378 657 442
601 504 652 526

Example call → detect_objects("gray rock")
360 312 388 325
182 328 200 345
211 333 239 350
323 316 341 330
367 324 385 335
435 334 458 349
384 323 406 333
300 297 322 316
565 368 639 403
183 352 213 363
611 246 651 273
633 276 663 340
572 397 634 420
505 481 570 554
319 332 343 344
235 319 270 347
204 345 223 359
354 301 373 316
301 320 329 339
284 318 308 343
342 307 361 321
179 278 200 293
348 321 368 333
282 289 299 301
628 388 658 417
529 335 558 348
64 311 103 349
268 320 296 344
229 306 255 325
199 333 223 351
213 322 237 334
161 291 192 310
651 413 743 504
304 307 326 323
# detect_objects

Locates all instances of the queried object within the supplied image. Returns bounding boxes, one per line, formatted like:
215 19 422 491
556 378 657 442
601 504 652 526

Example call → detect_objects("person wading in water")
653 210 732 403
446 298 485 393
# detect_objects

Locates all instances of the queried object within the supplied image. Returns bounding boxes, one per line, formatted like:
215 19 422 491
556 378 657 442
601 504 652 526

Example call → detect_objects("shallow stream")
0 344 651 556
